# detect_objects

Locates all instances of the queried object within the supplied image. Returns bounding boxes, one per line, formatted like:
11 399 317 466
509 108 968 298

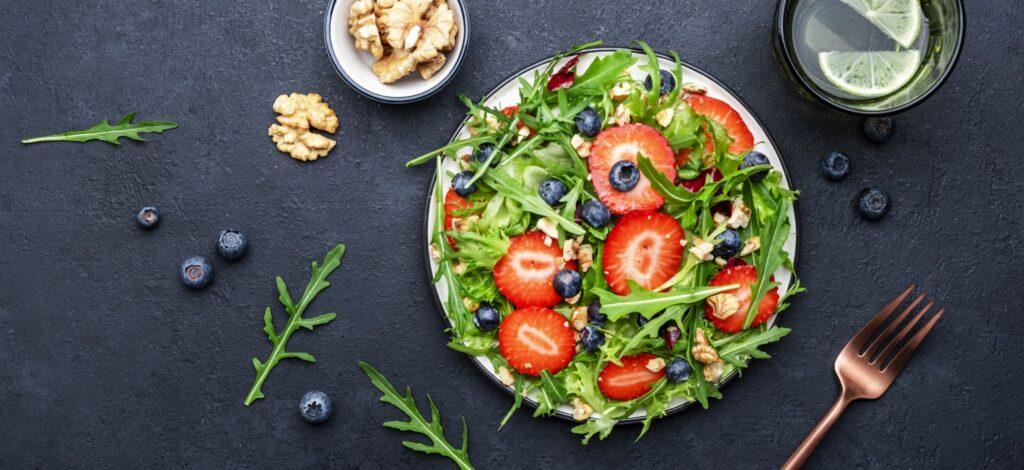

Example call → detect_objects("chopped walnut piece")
453 260 467 276
461 296 477 311
703 360 725 382
562 239 578 262
571 307 588 331
577 244 594 273
692 328 721 368
713 212 728 225
689 237 714 261
536 216 559 240
567 293 581 305
655 107 674 127
571 397 593 421
498 366 515 386
646 357 666 373
428 243 441 261
608 104 631 126
571 134 592 157
740 236 761 257
707 293 740 320
609 81 633 101
727 197 751 229
681 82 707 94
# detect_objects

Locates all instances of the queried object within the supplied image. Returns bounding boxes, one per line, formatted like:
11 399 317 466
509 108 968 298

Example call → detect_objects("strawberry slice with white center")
704 264 780 333
589 124 676 215
602 211 685 295
493 231 564 308
499 307 575 376
598 353 666 401
685 95 754 155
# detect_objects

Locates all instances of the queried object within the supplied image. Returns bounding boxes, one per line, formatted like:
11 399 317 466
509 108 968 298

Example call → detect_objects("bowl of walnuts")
325 0 468 104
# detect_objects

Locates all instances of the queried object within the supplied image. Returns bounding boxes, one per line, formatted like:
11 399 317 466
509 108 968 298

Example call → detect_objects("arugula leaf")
22 113 177 145
444 230 510 270
568 50 636 96
359 362 474 470
533 371 568 417
592 282 738 321
484 168 586 235
571 414 618 444
715 326 791 368
744 198 791 328
245 244 344 405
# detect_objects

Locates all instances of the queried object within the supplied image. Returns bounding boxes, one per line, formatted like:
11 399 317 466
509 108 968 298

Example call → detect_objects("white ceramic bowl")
324 0 469 103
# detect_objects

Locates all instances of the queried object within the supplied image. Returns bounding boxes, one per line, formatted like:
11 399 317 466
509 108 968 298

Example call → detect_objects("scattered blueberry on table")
473 303 500 331
665 359 692 383
298 391 332 424
135 206 160 229
552 269 581 298
712 229 742 259
820 151 851 181
179 256 213 289
574 106 601 137
472 143 498 167
538 179 568 206
216 229 248 261
452 171 476 197
863 116 894 143
609 160 639 192
579 325 605 352
856 186 891 220
579 200 610 228
740 151 770 182
644 69 676 96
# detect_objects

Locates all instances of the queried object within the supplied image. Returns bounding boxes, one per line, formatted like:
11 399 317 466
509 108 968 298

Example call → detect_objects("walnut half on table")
267 93 339 162
348 0 457 83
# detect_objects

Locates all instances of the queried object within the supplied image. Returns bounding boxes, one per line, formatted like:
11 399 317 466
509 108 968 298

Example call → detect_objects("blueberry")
579 326 605 352
538 179 568 207
298 391 333 424
452 171 476 197
579 200 611 228
179 256 213 290
740 151 770 182
473 303 500 331
574 106 601 138
216 229 248 261
609 161 639 192
856 187 891 221
587 300 606 327
665 359 692 383
136 206 160 229
863 117 894 143
712 229 742 259
552 269 581 298
820 151 851 181
644 69 676 96
473 143 498 167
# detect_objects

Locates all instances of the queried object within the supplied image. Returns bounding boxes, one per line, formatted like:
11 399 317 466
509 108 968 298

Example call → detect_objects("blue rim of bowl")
772 0 965 116
323 0 470 104
420 46 801 424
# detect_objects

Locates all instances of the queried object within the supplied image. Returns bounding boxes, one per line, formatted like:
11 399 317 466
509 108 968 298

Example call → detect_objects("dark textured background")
1 0 1021 468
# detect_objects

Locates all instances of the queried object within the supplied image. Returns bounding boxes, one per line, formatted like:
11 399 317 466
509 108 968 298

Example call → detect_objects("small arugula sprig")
244 244 345 405
360 362 473 470
21 113 177 145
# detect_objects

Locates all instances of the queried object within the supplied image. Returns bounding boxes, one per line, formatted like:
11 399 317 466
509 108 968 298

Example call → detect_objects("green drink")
774 0 964 115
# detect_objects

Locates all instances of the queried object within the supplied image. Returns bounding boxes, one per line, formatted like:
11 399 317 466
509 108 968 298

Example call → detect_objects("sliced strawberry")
675 128 715 168
443 188 472 248
685 95 754 155
501 105 536 138
547 55 579 91
678 167 722 193
589 124 677 215
493 231 564 308
499 307 575 376
704 264 780 333
602 211 685 295
598 353 666 401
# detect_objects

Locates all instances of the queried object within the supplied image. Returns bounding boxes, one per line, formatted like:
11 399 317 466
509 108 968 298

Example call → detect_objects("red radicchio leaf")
547 55 580 91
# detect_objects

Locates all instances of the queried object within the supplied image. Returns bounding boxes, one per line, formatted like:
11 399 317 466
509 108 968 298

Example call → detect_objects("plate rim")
420 45 801 424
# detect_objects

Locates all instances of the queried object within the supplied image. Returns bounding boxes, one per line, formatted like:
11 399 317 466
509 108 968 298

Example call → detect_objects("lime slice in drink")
839 0 923 48
818 50 921 98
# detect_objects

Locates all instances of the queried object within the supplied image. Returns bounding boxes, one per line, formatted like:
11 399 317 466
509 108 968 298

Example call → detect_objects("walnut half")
268 93 338 162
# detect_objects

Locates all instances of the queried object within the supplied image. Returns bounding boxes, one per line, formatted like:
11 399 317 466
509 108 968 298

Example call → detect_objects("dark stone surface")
1 0 1021 468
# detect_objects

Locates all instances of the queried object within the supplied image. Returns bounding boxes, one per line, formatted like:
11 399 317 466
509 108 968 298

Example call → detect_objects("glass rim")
773 0 966 116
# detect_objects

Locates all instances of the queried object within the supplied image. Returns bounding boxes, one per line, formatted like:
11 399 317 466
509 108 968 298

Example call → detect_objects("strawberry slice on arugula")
499 307 575 376
598 353 666 401
602 211 685 295
589 124 677 215
443 188 473 248
704 264 780 333
685 95 754 155
493 231 565 308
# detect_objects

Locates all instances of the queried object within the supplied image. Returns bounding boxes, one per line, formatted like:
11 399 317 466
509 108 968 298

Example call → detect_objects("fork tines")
850 284 944 373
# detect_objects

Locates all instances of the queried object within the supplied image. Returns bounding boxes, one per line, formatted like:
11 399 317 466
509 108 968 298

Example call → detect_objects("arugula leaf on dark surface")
360 362 474 470
244 244 344 405
22 113 177 145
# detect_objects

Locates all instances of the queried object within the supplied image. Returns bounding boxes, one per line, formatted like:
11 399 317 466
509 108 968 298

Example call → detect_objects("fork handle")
781 396 851 470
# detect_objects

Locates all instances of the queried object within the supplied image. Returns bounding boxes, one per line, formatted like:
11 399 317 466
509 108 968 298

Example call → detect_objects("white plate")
423 47 799 422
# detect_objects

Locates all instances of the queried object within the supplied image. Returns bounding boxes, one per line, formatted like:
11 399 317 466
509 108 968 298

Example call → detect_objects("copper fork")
782 285 944 470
